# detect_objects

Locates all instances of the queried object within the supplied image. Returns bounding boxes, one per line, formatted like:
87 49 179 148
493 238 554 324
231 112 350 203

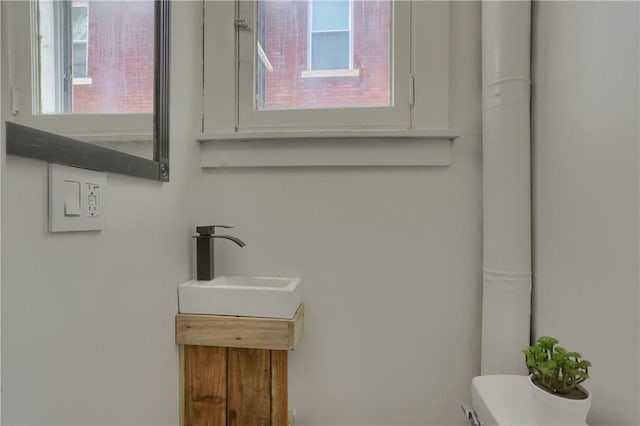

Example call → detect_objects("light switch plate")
49 164 107 232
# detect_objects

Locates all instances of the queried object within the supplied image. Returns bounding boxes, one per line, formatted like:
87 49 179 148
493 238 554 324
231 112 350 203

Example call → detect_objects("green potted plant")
523 336 592 425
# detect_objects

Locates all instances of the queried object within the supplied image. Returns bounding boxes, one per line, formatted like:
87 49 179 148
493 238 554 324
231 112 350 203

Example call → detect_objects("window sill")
199 129 460 168
300 69 360 78
72 77 93 85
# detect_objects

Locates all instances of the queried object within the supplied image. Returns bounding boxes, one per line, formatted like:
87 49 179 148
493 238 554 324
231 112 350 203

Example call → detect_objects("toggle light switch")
64 180 81 216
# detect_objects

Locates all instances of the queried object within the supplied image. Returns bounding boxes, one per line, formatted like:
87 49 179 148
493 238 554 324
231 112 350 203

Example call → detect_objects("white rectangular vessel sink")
178 275 302 319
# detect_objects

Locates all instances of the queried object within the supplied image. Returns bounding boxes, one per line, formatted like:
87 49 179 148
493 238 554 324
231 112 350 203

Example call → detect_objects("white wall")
194 3 482 425
531 2 639 425
1 2 202 424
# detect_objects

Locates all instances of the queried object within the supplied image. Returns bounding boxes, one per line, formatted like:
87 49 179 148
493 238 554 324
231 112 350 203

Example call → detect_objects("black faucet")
194 225 246 280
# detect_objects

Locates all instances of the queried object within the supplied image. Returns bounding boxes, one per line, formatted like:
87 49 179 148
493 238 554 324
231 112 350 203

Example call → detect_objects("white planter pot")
528 375 591 425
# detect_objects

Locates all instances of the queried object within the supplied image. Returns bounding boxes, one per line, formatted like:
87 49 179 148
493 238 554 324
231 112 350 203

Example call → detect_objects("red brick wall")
73 1 154 114
261 0 391 110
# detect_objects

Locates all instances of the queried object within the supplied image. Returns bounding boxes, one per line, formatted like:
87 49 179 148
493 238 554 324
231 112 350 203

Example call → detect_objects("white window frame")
202 0 453 140
306 0 353 73
3 0 152 143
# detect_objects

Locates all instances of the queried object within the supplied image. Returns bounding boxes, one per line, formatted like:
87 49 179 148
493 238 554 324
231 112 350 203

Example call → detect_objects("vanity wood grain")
228 348 271 426
177 305 303 426
176 304 304 350
183 345 227 426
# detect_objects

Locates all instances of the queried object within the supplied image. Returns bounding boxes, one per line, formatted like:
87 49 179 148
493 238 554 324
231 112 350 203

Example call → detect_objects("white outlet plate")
49 164 107 232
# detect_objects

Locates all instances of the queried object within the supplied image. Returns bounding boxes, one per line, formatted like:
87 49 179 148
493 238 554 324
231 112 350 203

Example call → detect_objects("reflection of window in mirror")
37 0 154 115
6 0 156 159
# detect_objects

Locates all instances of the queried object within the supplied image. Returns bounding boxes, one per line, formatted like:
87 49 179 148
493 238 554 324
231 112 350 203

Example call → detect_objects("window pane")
311 32 349 70
256 0 391 111
312 0 349 31
72 6 88 40
72 42 87 77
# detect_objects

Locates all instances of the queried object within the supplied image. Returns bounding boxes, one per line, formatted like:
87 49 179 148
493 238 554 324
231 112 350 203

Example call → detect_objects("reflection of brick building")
73 1 154 114
260 0 391 110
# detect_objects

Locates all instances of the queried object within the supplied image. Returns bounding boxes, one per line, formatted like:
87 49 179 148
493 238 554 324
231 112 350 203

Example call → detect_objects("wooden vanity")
176 304 304 426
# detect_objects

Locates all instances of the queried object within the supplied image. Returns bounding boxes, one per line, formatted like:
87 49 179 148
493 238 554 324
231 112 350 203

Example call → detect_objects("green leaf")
538 336 559 349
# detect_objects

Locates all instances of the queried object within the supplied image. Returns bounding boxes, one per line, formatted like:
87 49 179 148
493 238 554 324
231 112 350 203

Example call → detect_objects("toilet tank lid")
472 375 538 425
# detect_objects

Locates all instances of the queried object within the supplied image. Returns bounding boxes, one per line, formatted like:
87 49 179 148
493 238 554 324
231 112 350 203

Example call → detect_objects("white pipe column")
481 1 532 375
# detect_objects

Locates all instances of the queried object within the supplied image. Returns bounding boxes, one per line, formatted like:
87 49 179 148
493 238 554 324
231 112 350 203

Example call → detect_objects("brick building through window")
257 0 392 111
71 1 155 114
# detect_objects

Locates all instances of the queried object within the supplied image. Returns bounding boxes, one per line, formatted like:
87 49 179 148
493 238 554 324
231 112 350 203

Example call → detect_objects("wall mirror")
5 0 170 181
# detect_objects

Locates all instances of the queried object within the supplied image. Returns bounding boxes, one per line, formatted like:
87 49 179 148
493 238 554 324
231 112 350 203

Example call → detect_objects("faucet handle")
196 225 234 235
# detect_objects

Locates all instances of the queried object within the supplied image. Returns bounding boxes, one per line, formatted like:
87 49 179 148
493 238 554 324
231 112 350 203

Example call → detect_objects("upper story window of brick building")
203 0 452 138
308 0 353 72
71 4 89 80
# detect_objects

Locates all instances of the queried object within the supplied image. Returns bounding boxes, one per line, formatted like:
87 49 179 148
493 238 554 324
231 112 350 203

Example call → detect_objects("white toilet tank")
469 375 588 426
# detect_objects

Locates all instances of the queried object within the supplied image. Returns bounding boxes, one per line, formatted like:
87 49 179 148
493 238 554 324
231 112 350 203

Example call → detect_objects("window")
237 0 403 128
308 0 352 71
72 4 89 80
203 0 452 138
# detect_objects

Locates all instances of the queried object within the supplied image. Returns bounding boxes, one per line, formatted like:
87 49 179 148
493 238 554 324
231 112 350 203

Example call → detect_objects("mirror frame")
6 0 170 182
